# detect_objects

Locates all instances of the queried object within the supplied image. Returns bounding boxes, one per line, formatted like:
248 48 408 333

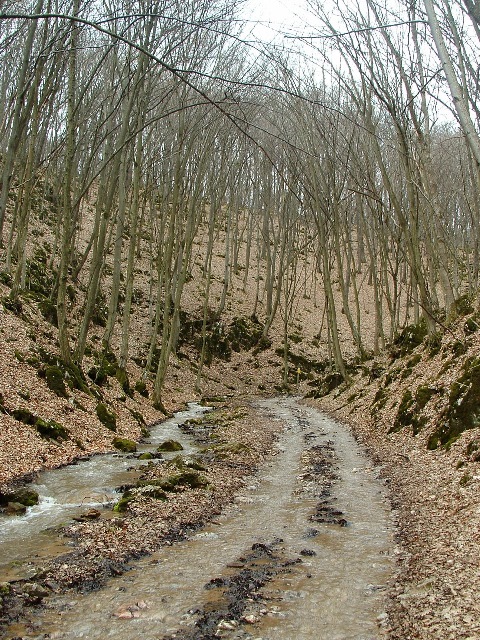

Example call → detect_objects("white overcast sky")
242 0 314 41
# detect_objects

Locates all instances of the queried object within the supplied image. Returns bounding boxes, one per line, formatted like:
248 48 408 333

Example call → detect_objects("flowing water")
0 402 209 581
5 396 394 640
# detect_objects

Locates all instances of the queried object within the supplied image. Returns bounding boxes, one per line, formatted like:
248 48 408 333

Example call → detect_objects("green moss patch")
391 318 428 357
113 493 135 513
426 332 442 357
116 367 132 396
157 470 208 491
464 316 479 334
12 407 68 441
415 385 436 410
44 365 68 397
112 437 137 453
207 442 251 458
227 316 264 352
0 487 39 508
2 295 23 315
428 357 480 449
371 387 388 412
450 294 474 319
35 418 68 440
307 371 344 398
390 390 426 435
96 402 117 431
157 439 183 452
134 379 149 397
128 408 146 426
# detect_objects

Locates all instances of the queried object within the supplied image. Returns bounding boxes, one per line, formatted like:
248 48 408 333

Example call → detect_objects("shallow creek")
0 402 209 581
6 396 394 640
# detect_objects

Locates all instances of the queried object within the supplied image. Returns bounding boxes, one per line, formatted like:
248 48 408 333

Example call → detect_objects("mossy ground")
96 403 117 432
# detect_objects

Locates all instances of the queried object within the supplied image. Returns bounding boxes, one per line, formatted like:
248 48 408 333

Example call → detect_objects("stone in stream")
73 508 101 522
5 501 27 515
0 487 39 510
157 439 184 452
22 582 50 601
112 437 137 453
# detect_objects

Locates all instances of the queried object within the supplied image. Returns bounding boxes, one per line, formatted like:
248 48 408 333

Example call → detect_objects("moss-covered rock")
158 470 208 491
391 318 428 357
12 404 68 442
428 357 480 449
2 295 23 315
307 371 344 398
451 340 468 357
5 502 27 515
0 271 12 287
138 452 153 460
169 455 206 471
44 365 68 397
390 390 426 435
450 294 474 319
25 246 53 299
87 366 108 386
426 332 442 358
38 298 58 326
415 385 436 410
371 387 388 412
0 487 39 508
227 315 263 352
134 379 149 397
116 367 132 396
35 418 68 440
12 407 36 425
112 437 137 453
464 317 479 334
113 492 134 513
128 408 146 427
96 402 117 431
157 439 184 452
0 392 7 414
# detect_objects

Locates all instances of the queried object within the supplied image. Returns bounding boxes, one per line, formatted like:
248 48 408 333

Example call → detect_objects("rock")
243 614 260 624
112 437 137 453
12 487 40 506
138 452 153 460
0 487 39 508
157 439 184 452
217 619 238 630
23 582 50 600
299 548 317 556
5 501 27 515
73 508 101 521
0 582 11 596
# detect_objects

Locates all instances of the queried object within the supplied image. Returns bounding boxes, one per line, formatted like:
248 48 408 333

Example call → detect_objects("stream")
1 397 394 639
0 402 210 582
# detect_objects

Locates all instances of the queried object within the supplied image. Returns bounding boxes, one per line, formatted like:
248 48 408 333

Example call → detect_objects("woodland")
0 0 479 395
1 1 480 639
